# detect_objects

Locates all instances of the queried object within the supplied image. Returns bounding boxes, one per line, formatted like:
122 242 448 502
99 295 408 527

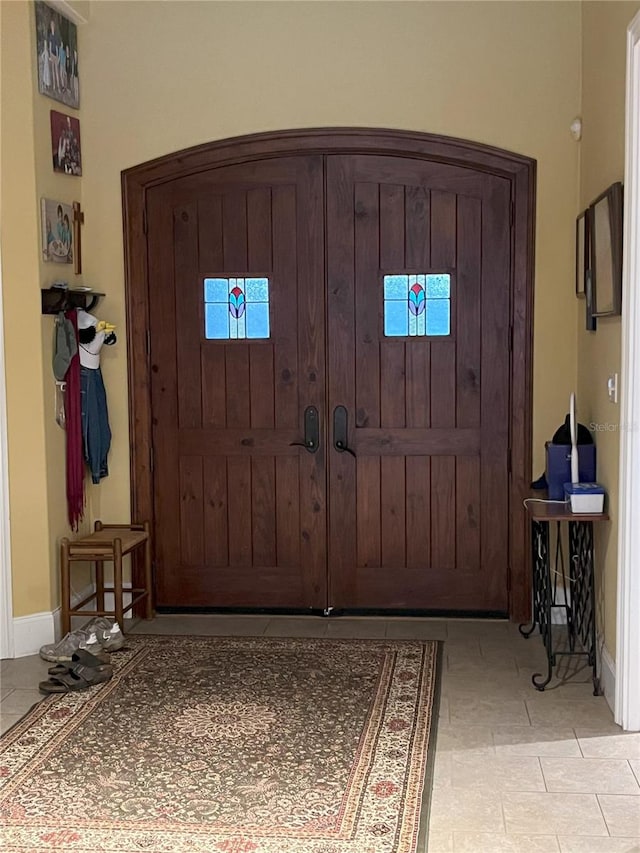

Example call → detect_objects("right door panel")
326 155 511 612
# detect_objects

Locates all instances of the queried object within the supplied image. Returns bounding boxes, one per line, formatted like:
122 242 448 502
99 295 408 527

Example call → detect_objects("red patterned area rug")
0 635 442 853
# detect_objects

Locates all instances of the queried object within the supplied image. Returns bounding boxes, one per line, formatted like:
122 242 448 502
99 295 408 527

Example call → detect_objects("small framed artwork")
589 182 623 317
575 210 587 296
41 198 74 265
50 111 82 175
35 2 80 110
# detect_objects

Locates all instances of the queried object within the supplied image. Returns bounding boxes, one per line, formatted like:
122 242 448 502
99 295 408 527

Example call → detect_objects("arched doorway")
123 129 535 619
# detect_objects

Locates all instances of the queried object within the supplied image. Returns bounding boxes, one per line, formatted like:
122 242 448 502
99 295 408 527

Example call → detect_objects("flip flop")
47 648 111 676
38 662 114 694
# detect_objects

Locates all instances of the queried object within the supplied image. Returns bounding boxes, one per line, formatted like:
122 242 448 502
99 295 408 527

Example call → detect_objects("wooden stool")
60 521 153 636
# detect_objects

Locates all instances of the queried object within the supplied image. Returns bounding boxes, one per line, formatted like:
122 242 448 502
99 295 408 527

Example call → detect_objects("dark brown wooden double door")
148 153 511 612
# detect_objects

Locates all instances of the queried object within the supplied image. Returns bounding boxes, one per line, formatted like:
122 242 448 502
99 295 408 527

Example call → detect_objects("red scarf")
65 310 84 529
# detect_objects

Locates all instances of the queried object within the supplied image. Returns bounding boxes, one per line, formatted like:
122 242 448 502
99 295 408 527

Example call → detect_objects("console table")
519 499 608 694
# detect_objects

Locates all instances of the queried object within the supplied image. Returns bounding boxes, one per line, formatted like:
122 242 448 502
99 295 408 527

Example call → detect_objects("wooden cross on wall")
73 201 84 275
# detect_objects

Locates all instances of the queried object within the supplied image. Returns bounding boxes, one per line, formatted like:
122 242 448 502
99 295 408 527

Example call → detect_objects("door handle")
289 405 319 453
333 405 356 458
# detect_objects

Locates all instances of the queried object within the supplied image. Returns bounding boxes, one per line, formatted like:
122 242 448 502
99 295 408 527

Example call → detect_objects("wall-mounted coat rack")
41 288 105 315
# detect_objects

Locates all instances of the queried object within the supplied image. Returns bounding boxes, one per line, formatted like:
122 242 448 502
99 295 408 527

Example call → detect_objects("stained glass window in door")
383 274 451 337
204 277 270 340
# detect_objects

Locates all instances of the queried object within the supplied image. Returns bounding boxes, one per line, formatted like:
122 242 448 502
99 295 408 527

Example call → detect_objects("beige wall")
1 0 53 616
578 1 639 658
1 0 90 619
4 1 587 622
80 0 582 532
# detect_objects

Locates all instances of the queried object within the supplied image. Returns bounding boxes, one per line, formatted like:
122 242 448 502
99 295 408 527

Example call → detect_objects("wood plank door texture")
146 150 512 613
326 155 511 612
147 156 327 608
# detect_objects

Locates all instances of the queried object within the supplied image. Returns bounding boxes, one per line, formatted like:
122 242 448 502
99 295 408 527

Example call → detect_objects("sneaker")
83 617 124 652
39 629 102 663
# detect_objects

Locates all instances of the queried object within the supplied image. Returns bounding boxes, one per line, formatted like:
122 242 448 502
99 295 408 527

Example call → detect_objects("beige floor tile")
449 696 530 727
631 761 640 785
576 730 640 760
1 686 14 700
263 617 328 637
130 614 271 636
493 726 582 757
453 832 560 852
429 787 505 833
0 714 23 735
325 618 387 638
427 829 454 851
434 723 496 756
386 619 448 640
558 838 640 852
0 654 51 688
442 667 533 692
448 655 519 677
438 696 451 724
598 795 640 837
450 754 546 792
541 757 640 795
501 792 608 835
446 620 511 642
525 697 615 728
432 752 452 789
0 688 43 716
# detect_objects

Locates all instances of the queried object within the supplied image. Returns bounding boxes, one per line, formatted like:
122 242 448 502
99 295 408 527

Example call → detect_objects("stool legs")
144 520 154 620
113 537 124 631
60 538 71 636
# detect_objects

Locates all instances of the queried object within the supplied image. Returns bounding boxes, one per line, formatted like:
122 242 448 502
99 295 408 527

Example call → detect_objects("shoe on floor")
83 617 124 652
39 628 102 663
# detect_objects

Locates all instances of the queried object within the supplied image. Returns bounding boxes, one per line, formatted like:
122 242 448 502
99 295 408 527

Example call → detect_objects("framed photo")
575 210 587 296
589 182 623 317
35 2 79 110
50 111 82 176
41 198 74 265
577 209 596 330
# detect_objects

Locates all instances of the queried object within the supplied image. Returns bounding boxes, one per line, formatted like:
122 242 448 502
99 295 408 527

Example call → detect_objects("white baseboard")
599 641 616 715
12 583 132 659
12 610 57 658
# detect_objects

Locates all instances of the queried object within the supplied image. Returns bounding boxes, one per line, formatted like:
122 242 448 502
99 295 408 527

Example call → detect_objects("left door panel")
147 156 327 608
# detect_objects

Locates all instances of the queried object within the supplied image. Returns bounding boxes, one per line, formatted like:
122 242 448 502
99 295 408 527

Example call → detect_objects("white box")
564 482 605 514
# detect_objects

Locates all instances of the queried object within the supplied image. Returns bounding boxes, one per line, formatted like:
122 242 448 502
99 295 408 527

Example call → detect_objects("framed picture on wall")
35 2 80 110
41 198 74 265
50 111 82 175
576 210 588 296
589 181 623 317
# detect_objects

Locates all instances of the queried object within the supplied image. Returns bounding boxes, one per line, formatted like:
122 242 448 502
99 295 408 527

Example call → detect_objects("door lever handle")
335 439 356 458
333 405 356 458
289 405 319 453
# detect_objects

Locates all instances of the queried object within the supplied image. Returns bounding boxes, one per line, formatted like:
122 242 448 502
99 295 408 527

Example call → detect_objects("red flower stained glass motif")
229 285 246 319
408 282 426 316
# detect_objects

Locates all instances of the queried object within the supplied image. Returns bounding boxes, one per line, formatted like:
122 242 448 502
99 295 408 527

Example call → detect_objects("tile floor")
1 615 639 852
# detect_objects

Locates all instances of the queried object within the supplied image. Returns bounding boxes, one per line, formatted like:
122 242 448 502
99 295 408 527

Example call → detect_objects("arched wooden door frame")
122 128 536 621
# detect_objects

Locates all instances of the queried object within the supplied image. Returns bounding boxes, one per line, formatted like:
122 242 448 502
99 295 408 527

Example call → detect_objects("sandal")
38 662 114 694
47 648 111 676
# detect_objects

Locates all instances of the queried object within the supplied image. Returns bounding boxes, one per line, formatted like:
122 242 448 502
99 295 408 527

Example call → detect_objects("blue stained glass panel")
426 274 450 299
204 276 270 340
204 278 230 303
426 299 451 336
245 278 269 301
384 300 409 336
246 302 270 339
383 272 451 338
205 302 230 339
384 275 409 300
